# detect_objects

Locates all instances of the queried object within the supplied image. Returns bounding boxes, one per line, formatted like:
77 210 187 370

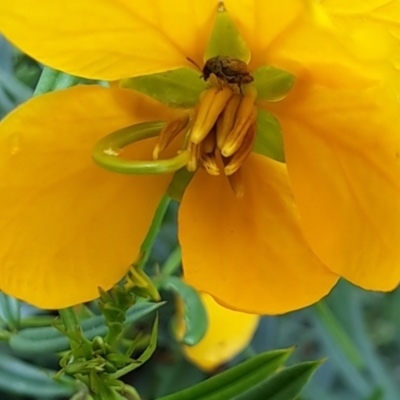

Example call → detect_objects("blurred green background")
1 35 400 400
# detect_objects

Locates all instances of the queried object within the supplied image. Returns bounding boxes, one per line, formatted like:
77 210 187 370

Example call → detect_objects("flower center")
153 83 257 198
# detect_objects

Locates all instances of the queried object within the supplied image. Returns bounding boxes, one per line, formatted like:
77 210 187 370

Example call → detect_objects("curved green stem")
92 122 190 175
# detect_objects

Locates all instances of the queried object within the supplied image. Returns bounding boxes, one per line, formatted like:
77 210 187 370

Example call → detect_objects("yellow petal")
0 0 217 80
224 0 305 69
182 293 259 372
273 80 400 291
179 153 338 315
225 0 400 89
0 85 176 309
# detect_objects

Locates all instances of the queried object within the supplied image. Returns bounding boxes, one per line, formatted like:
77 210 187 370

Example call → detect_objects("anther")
187 142 201 171
227 169 245 199
216 94 242 150
201 152 220 176
221 106 257 157
201 128 217 154
153 113 190 159
190 87 234 144
224 121 256 176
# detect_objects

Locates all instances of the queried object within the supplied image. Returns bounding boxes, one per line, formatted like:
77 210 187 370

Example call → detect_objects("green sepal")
120 68 206 109
253 66 295 102
9 302 164 355
162 276 208 346
204 11 251 63
156 348 293 400
253 109 285 162
233 359 322 400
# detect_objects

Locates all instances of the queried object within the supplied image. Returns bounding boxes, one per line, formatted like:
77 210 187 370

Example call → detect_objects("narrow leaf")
10 302 164 355
233 360 322 400
0 352 76 397
156 349 293 400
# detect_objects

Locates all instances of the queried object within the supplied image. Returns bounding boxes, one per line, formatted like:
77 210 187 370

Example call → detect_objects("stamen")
201 152 220 176
221 106 257 157
227 169 245 199
153 113 190 159
216 94 242 150
187 142 201 171
202 128 217 154
190 87 234 144
224 121 256 176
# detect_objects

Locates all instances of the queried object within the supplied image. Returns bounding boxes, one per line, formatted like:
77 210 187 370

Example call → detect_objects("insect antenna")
186 57 204 79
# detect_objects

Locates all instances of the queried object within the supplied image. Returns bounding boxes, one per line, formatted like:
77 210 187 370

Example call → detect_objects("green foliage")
161 276 208 346
156 349 294 400
9 302 163 356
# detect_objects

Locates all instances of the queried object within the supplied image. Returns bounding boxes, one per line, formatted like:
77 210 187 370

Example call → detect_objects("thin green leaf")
34 67 93 95
33 67 61 95
308 308 372 397
313 301 364 370
10 302 164 355
233 360 322 400
156 348 293 400
0 352 77 397
161 246 182 277
0 293 20 330
109 314 159 379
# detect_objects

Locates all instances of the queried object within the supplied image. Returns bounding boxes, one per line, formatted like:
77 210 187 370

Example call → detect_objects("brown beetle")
202 56 253 87
187 56 253 93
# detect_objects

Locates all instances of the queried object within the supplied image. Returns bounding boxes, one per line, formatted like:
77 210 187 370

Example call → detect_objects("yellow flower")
0 0 400 313
176 292 259 372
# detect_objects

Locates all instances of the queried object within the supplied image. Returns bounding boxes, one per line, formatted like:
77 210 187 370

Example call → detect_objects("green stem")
348 292 400 399
33 67 60 95
58 307 80 350
34 67 87 96
309 302 371 397
161 246 182 277
314 300 364 370
92 122 190 175
138 195 171 270
53 74 82 90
